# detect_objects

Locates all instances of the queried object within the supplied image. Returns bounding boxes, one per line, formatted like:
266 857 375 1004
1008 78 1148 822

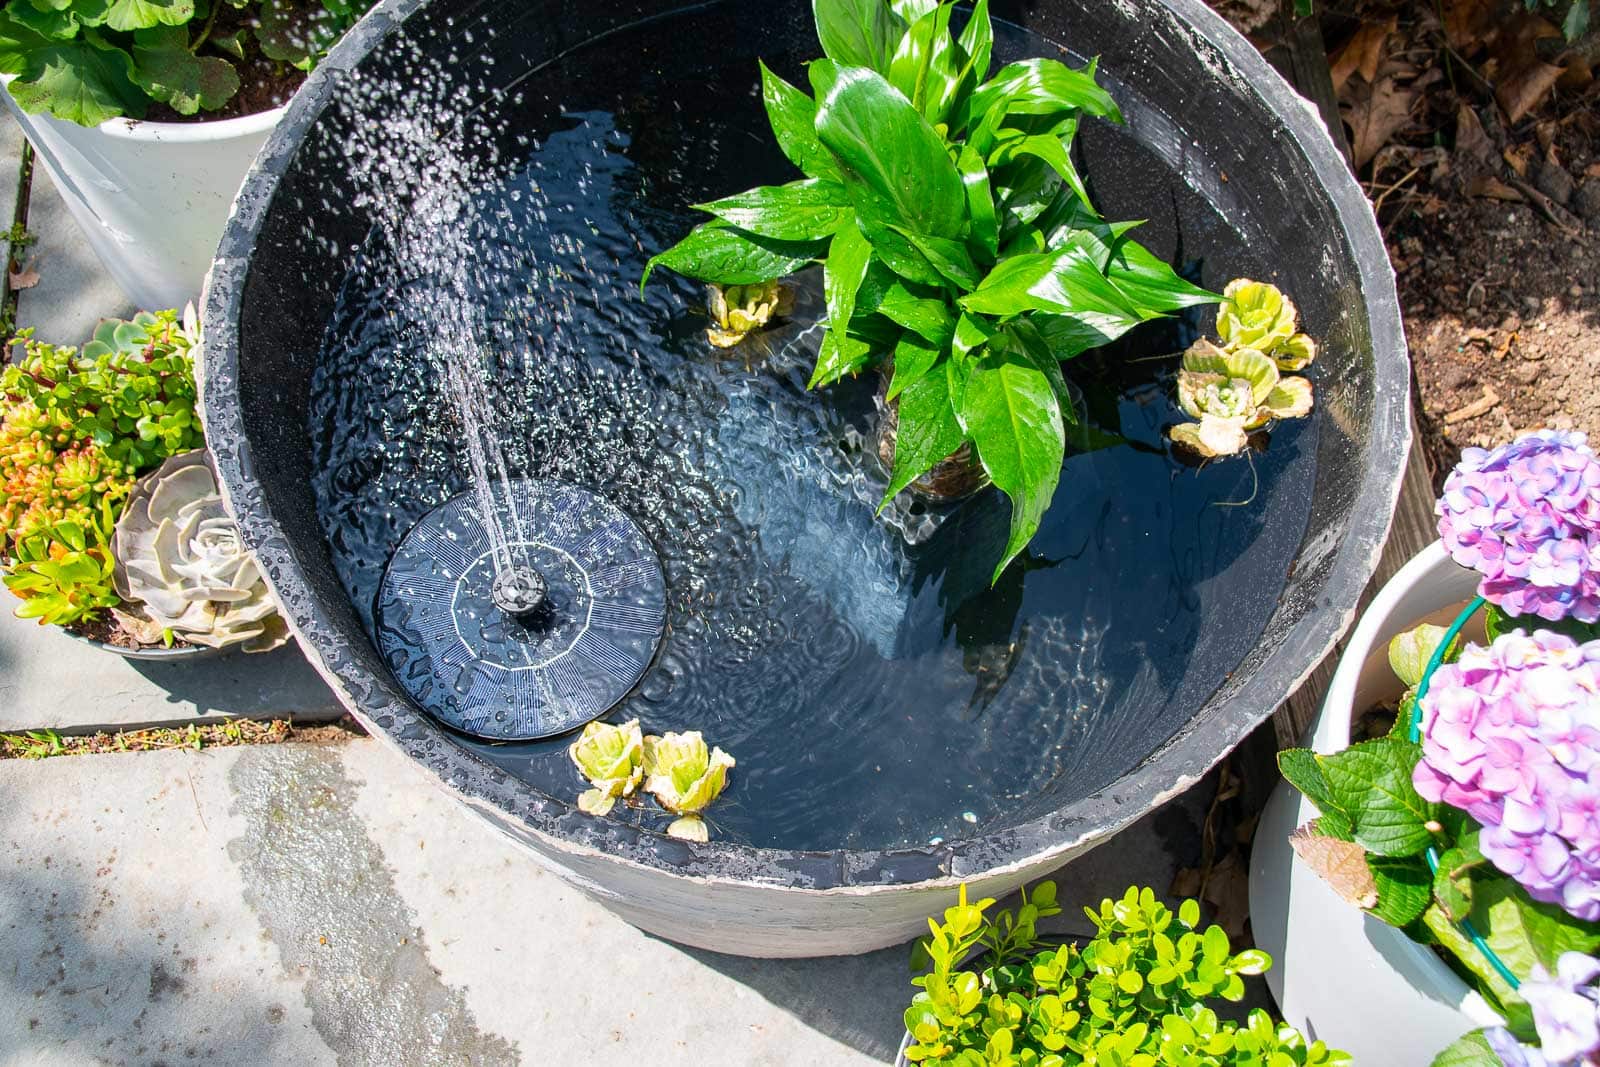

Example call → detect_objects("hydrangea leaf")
1469 874 1600 977
1388 624 1455 690
1429 1031 1503 1067
1316 738 1437 857
1366 853 1431 927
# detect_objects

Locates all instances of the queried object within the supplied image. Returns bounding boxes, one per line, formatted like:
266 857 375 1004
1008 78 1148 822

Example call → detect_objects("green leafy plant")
0 309 202 631
568 724 735 841
1280 623 1600 1063
0 0 374 127
903 882 1346 1066
643 0 1225 581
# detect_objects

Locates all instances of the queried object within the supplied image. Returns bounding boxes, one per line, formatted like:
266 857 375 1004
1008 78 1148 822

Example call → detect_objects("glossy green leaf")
951 311 993 362
876 283 956 346
813 64 967 239
882 358 966 502
692 179 851 240
894 227 980 290
965 57 1122 130
103 0 192 32
888 2 960 125
1317 738 1437 857
0 13 52 74
821 220 873 345
994 132 1092 210
641 221 823 290
1366 854 1431 927
759 61 842 182
960 331 1064 582
855 212 948 286
953 0 992 103
812 0 902 73
961 244 1140 323
886 331 943 400
889 0 939 21
956 144 997 261
1104 240 1221 315
811 328 878 389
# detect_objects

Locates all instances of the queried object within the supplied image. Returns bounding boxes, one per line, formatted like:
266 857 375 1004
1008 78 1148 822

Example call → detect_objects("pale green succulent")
568 718 645 816
1218 279 1298 353
706 281 792 348
1170 341 1314 458
111 450 289 652
1218 279 1318 373
642 730 736 841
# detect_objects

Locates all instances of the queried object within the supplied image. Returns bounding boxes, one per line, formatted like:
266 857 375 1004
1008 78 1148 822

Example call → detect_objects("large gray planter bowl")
199 0 1408 956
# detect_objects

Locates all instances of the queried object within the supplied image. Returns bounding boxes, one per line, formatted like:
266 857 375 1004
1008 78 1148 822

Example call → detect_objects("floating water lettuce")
642 730 736 842
706 281 793 348
1169 339 1313 458
568 718 645 815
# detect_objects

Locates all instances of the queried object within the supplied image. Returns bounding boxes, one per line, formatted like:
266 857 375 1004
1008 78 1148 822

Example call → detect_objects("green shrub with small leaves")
903 883 1347 1067
0 309 201 627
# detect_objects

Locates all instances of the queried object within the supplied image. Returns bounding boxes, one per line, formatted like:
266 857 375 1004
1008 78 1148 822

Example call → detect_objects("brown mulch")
0 718 366 760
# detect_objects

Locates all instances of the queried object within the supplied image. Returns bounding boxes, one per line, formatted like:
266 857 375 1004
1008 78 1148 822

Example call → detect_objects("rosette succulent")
1414 629 1600 920
568 718 645 815
706 281 793 348
642 730 736 841
1437 431 1600 624
111 451 288 652
1169 340 1314 458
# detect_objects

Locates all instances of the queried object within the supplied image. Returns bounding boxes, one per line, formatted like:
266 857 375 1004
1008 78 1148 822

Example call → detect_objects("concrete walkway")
0 738 1208 1066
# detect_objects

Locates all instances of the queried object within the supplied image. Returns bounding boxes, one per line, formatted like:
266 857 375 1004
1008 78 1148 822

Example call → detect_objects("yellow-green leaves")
568 718 645 816
706 281 793 349
643 730 736 841
1169 278 1318 459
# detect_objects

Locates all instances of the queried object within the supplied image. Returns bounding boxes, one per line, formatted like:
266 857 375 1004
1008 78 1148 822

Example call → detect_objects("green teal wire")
1409 595 1521 991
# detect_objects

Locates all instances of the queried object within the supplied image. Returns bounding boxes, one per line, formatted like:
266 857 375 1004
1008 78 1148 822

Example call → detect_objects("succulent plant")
1170 340 1313 458
111 451 288 653
1217 279 1319 373
3 511 121 627
705 281 794 348
568 718 646 815
642 730 736 841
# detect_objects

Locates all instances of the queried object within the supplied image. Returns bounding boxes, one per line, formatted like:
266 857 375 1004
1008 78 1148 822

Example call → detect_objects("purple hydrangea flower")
1414 631 1600 919
1522 953 1600 1065
1485 1026 1554 1067
1437 430 1600 623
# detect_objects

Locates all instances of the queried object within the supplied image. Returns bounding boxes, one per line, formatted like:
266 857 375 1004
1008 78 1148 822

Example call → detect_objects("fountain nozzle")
491 566 549 619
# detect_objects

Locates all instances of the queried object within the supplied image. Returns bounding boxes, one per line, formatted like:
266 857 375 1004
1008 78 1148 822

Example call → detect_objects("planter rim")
199 0 1413 893
1310 538 1502 1026
0 75 287 142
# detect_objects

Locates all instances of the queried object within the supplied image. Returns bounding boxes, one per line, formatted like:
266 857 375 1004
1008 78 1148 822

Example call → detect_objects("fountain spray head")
491 566 549 619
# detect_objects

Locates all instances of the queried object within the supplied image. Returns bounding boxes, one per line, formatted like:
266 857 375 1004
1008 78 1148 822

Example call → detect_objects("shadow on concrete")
126 641 342 721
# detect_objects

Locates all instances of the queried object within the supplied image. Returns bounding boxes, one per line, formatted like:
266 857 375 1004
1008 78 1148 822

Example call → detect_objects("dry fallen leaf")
1504 143 1535 177
1468 174 1526 201
1343 72 1422 170
1499 59 1567 124
1443 0 1503 52
1588 162 1600 179
1288 823 1378 909
1202 852 1251 939
1330 17 1397 94
8 266 39 290
1455 103 1497 170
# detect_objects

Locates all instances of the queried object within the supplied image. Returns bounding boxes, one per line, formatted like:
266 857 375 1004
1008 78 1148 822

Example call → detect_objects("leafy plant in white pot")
1252 430 1600 1066
0 0 372 309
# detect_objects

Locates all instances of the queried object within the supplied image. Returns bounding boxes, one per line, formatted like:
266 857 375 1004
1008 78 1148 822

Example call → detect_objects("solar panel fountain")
199 0 1409 956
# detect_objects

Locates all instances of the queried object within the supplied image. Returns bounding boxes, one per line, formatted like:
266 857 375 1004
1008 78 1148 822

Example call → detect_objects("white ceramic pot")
1249 542 1502 1064
2 90 284 310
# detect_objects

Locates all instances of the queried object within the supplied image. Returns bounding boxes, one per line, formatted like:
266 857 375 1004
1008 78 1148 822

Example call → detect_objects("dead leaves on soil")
1337 19 1433 168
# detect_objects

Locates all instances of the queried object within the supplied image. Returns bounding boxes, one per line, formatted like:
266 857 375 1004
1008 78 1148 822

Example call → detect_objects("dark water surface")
308 17 1317 852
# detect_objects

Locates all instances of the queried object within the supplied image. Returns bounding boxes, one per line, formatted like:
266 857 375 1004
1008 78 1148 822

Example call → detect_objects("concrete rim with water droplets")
198 0 1409 925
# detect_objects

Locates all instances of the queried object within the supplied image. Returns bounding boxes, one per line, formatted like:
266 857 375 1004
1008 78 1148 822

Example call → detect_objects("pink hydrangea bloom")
1437 430 1600 623
1414 630 1600 919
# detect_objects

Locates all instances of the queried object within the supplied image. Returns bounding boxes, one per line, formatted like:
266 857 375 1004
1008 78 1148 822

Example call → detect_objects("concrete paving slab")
0 611 343 733
0 738 1212 1065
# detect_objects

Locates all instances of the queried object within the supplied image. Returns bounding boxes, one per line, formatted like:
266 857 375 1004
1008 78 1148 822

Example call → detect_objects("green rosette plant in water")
643 0 1232 580
902 882 1346 1066
568 718 646 816
568 724 735 841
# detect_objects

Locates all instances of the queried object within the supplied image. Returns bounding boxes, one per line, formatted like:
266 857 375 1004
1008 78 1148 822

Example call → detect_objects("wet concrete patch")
227 745 519 1065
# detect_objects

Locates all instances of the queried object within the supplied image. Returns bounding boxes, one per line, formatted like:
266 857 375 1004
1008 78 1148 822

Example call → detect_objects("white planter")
2 88 284 311
1249 542 1502 1064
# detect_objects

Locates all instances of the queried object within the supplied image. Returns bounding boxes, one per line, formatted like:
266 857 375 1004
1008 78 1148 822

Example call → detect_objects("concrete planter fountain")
200 0 1409 956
